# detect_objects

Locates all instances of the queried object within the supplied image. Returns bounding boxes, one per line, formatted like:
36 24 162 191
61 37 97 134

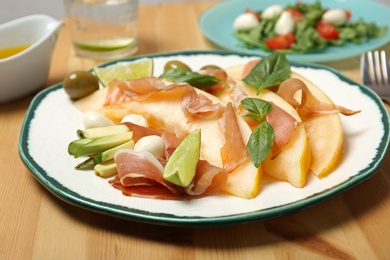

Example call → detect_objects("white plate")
19 50 390 227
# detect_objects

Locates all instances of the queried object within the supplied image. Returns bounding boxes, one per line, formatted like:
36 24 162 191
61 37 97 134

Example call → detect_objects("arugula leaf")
243 52 290 94
159 68 222 89
241 97 274 168
233 1 388 54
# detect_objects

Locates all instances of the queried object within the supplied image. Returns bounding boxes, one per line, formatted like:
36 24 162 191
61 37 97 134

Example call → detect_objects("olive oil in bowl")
0 45 30 59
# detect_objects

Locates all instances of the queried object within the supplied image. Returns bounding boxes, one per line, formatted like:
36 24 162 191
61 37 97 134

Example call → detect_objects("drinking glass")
64 0 138 59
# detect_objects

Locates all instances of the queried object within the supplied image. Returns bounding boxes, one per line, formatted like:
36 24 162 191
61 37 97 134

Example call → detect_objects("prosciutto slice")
185 160 228 196
219 102 249 172
277 78 360 118
114 149 183 196
266 102 298 158
104 77 167 105
104 78 225 121
112 148 228 199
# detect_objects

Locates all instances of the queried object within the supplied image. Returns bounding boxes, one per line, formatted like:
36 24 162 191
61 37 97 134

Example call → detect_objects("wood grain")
1 1 390 259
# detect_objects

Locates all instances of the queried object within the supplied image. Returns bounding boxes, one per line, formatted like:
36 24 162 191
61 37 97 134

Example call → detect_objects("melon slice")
290 72 343 178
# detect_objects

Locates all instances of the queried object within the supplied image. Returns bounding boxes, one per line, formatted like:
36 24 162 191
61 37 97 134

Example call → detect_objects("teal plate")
19 50 390 227
199 0 390 63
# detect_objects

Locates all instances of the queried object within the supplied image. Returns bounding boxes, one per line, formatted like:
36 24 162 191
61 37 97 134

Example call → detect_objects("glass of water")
64 0 138 60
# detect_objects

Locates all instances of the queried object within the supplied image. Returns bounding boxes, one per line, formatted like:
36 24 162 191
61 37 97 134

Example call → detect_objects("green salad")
233 1 388 54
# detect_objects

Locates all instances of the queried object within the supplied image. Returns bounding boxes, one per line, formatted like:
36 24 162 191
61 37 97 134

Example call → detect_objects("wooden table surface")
2 1 390 259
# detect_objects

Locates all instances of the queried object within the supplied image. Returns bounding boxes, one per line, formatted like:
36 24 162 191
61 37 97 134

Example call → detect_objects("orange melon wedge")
290 72 343 178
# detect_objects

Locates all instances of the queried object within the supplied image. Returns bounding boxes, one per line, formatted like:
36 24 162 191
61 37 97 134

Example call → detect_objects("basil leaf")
243 52 290 94
247 122 274 168
241 98 274 167
241 98 272 121
159 68 221 89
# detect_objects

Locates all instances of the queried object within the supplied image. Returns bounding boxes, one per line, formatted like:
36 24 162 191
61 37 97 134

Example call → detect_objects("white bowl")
0 15 63 103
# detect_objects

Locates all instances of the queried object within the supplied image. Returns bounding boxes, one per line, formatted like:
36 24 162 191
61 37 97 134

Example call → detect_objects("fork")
360 50 390 101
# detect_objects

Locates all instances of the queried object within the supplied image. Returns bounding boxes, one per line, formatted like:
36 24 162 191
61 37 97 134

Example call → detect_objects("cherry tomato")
245 8 260 20
344 9 352 20
265 33 296 50
285 8 304 23
316 20 339 40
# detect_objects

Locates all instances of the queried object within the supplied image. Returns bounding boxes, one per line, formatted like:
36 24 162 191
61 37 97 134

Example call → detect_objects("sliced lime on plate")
93 59 154 87
163 129 201 187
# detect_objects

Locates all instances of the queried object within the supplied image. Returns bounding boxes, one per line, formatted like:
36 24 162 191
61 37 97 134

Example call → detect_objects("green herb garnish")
234 1 388 54
241 98 274 168
243 52 290 94
159 67 224 89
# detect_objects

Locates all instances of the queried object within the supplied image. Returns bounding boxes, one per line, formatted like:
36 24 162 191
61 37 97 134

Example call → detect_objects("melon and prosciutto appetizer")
75 77 262 199
72 54 359 200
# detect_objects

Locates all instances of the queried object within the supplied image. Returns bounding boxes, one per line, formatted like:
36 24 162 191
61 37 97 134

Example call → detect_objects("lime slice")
163 129 201 187
93 58 154 87
74 38 135 52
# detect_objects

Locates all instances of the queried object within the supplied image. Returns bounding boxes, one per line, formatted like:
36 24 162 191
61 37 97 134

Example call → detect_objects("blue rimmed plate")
199 0 390 63
19 50 390 227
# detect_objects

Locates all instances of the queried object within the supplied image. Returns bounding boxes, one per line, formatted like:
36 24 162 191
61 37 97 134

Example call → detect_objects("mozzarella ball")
275 11 295 35
134 135 165 158
121 114 149 127
233 13 259 31
82 110 114 129
322 9 347 26
262 4 283 19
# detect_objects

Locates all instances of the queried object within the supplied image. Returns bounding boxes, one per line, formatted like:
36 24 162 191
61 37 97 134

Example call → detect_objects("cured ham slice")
104 78 225 122
114 149 183 196
112 148 228 199
277 78 360 118
219 103 249 172
109 177 183 199
185 160 228 196
266 102 298 158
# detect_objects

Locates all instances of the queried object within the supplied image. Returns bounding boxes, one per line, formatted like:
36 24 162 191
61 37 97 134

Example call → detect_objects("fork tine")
361 50 390 99
367 51 376 85
361 51 372 85
380 50 389 85
373 50 383 85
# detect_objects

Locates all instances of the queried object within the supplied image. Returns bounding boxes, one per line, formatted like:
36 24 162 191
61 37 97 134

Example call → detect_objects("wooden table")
2 1 390 259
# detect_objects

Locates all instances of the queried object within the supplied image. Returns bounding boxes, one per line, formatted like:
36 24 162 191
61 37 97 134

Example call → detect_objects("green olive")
200 65 222 70
63 71 99 99
164 60 192 72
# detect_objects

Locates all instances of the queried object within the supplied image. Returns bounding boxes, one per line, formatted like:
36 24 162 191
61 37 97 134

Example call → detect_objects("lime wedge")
93 59 154 87
163 129 201 187
74 38 135 52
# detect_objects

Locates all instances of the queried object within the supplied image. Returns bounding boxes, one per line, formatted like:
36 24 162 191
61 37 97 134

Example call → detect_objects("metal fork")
360 50 390 100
